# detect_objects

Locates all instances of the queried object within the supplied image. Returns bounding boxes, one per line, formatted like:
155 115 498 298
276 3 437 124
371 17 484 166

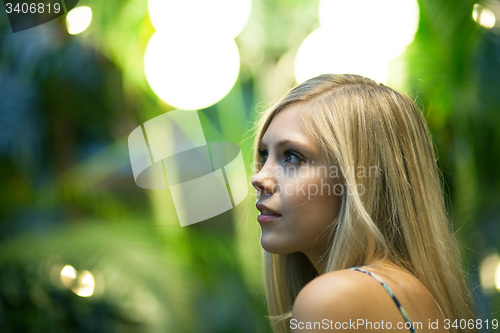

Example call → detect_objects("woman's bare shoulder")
291 266 447 333
292 269 385 324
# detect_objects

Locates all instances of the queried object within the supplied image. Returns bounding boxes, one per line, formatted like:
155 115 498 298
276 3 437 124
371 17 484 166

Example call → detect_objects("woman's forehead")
260 105 310 146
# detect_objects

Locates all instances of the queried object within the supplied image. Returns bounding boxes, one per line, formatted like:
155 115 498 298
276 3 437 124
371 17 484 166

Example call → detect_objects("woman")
251 74 476 333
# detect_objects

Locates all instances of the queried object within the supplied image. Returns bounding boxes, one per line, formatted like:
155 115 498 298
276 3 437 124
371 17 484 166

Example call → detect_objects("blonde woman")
251 74 476 333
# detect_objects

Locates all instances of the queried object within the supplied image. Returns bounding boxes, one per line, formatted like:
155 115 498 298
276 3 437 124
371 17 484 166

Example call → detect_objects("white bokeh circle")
295 27 389 84
318 0 419 59
66 6 92 35
296 0 419 84
144 32 240 110
148 0 252 39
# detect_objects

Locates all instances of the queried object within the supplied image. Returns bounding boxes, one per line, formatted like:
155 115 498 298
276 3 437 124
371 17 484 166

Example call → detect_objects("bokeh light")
496 262 500 291
296 0 419 83
319 0 419 58
295 27 390 84
66 6 93 35
72 270 95 297
144 32 240 110
473 4 497 29
59 265 96 297
60 265 77 288
148 0 251 39
479 253 500 293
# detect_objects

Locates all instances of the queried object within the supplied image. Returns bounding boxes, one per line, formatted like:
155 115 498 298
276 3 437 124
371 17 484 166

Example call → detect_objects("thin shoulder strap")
350 267 416 333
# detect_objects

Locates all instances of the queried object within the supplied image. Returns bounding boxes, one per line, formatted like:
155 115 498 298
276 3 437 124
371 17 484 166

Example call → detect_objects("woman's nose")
251 164 277 196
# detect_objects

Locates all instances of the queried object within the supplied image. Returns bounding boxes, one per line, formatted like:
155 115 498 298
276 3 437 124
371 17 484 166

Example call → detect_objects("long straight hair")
253 74 475 333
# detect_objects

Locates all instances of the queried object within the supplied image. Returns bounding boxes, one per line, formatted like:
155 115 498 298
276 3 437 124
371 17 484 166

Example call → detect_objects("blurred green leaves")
407 0 500 319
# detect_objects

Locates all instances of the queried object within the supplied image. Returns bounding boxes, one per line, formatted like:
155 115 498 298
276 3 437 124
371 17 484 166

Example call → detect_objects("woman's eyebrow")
260 139 311 150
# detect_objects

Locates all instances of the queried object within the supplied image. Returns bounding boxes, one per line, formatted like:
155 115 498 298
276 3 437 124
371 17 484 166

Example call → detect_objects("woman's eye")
284 151 304 165
258 149 304 166
258 149 268 164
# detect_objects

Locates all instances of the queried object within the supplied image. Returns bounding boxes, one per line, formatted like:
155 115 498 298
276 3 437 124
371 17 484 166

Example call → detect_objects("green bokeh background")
0 0 499 332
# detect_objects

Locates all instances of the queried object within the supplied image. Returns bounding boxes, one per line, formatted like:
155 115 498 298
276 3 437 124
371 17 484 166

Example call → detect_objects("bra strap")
350 267 416 333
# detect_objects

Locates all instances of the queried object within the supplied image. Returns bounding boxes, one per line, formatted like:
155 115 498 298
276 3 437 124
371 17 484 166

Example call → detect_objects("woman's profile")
251 74 476 333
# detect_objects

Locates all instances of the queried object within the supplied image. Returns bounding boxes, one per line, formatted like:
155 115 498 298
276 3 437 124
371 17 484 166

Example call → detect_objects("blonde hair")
253 74 476 333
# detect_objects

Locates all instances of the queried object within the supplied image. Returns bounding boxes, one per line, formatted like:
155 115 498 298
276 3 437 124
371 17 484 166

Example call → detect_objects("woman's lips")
257 214 280 223
256 203 281 223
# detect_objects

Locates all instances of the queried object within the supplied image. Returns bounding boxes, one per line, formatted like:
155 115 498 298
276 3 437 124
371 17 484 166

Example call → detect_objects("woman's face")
251 103 340 263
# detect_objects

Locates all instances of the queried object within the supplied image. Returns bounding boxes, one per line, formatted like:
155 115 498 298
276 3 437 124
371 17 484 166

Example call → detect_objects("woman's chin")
260 234 293 254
